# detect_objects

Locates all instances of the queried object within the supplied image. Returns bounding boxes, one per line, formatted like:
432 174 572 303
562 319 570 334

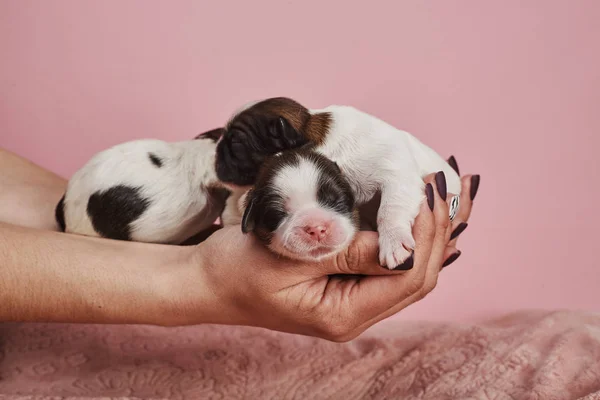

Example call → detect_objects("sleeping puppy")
215 97 461 269
230 148 360 262
56 130 229 244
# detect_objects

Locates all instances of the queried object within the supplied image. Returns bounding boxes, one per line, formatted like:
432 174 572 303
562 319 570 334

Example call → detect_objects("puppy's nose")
303 224 328 241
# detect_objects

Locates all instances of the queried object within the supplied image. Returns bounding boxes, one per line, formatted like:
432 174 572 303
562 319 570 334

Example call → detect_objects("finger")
447 155 460 175
441 246 462 270
341 176 448 327
413 170 452 289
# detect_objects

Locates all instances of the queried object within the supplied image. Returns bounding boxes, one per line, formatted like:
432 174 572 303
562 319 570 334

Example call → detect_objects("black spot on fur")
195 127 226 142
55 194 66 231
316 158 355 215
86 185 151 241
148 153 163 167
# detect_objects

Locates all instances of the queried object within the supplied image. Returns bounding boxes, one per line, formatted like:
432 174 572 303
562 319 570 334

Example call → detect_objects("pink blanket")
1 310 599 399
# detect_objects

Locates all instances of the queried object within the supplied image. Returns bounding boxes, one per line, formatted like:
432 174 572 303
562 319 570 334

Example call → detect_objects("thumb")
319 231 409 276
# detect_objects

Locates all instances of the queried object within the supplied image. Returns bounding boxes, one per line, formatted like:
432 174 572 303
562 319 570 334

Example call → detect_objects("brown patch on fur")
206 183 231 214
229 97 331 144
304 111 332 144
206 183 231 197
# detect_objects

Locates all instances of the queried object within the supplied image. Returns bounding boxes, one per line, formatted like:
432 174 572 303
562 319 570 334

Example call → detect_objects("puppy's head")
215 97 321 189
241 149 358 262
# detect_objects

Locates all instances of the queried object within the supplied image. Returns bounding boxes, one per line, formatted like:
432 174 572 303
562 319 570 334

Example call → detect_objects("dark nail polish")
450 222 468 240
425 183 434 211
470 175 480 201
448 156 460 175
442 251 461 268
394 253 414 271
435 171 447 201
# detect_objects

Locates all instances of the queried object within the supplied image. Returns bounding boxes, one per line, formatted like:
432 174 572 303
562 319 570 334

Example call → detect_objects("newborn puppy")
215 97 461 269
56 132 229 244
236 148 359 262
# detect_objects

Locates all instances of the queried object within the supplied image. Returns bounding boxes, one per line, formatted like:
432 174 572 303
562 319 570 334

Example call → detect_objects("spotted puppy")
224 148 360 262
56 129 229 244
215 97 461 269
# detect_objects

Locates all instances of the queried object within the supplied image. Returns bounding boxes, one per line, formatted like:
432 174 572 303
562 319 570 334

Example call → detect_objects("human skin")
0 148 477 341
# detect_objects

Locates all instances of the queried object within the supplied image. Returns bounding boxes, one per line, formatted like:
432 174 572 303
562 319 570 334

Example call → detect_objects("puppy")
234 148 359 262
56 131 229 244
215 97 461 269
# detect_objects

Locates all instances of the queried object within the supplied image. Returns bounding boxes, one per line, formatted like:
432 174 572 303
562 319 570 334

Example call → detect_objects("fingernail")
394 253 414 271
435 171 447 201
448 156 460 175
442 251 461 268
450 222 468 240
470 175 480 201
425 183 434 211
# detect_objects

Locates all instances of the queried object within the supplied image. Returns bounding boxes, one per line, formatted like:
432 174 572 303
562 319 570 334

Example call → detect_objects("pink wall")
1 1 599 322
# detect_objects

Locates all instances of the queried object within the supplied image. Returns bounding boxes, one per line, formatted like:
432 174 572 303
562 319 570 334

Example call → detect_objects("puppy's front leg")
376 175 425 269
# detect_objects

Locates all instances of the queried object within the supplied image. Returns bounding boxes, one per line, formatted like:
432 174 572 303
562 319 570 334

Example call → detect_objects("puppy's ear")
55 194 66 232
241 190 256 234
195 127 225 142
268 116 309 150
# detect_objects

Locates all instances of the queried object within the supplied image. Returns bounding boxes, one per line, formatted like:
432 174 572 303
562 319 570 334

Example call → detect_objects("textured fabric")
1 310 599 399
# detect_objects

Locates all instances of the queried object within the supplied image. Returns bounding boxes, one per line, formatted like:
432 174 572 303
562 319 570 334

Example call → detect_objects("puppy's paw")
378 227 416 270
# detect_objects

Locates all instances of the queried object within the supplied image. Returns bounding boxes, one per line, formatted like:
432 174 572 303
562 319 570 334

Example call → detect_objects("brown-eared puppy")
215 97 462 269
214 97 334 188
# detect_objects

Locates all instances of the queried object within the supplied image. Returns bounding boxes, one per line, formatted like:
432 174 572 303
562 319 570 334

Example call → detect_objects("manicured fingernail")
442 251 461 268
450 222 468 240
435 171 447 201
425 183 434 211
470 175 480 201
448 156 460 175
394 253 414 271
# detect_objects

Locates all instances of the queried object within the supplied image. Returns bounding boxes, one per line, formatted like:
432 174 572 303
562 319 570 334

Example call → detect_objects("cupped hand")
178 163 479 342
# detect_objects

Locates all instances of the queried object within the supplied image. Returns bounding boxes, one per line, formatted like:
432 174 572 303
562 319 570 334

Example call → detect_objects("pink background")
1 1 598 322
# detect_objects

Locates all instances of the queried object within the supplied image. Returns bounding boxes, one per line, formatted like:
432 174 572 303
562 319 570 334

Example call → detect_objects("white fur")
272 157 321 211
62 138 224 244
307 105 462 269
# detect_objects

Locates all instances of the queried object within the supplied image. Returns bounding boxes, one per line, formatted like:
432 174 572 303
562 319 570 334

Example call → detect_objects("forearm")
0 148 66 231
0 222 209 326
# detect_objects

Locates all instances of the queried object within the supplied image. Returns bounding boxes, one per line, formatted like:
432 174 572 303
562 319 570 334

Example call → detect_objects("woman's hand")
0 148 478 337
175 167 479 342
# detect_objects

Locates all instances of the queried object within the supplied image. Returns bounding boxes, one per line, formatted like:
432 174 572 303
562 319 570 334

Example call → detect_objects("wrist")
159 241 229 327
